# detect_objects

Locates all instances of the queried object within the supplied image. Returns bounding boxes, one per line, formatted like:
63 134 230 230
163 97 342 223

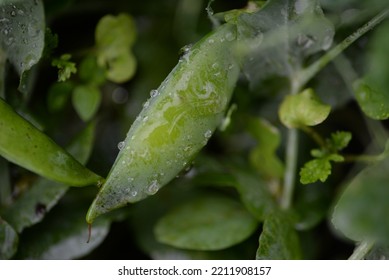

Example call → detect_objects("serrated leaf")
154 195 258 251
0 217 18 259
279 88 331 128
353 78 389 120
72 85 101 121
237 0 334 91
329 131 352 151
248 118 284 179
3 122 96 233
95 13 137 83
0 0 45 78
300 158 331 184
332 158 389 244
256 211 301 259
52 54 77 82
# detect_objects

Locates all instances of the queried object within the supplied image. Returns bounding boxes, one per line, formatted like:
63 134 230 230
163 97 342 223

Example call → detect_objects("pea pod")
0 98 102 186
87 23 241 223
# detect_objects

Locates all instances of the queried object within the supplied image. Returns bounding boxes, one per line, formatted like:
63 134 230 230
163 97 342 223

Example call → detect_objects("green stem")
349 240 375 260
300 126 326 148
298 9 389 87
344 152 387 163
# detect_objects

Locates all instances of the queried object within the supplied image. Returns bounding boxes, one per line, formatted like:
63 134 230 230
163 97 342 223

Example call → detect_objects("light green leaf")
0 0 45 78
154 195 258 251
72 85 101 121
353 78 389 120
52 54 77 82
300 154 343 185
332 158 389 244
248 118 284 179
3 122 97 233
329 131 352 151
95 13 137 83
256 211 301 260
279 88 331 128
0 217 18 259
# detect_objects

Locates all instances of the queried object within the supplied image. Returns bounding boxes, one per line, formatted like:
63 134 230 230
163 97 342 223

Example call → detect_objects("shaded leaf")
353 78 389 120
3 122 96 233
279 88 331 128
79 55 106 86
329 131 352 151
0 157 11 207
0 0 45 78
155 195 258 251
47 81 74 113
0 217 18 259
15 198 110 259
72 85 101 122
332 158 389 244
256 210 301 259
365 244 389 260
237 0 334 91
248 118 284 179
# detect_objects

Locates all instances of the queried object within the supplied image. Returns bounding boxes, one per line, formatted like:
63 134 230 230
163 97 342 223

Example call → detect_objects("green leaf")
332 158 389 244
0 0 45 78
300 154 343 184
279 88 331 128
231 168 276 221
52 54 77 82
79 55 106 86
256 211 301 259
353 78 389 120
95 13 137 83
248 118 284 179
154 195 258 251
47 81 74 113
72 85 101 121
329 131 352 151
237 0 334 91
15 197 110 259
0 217 18 259
2 122 97 233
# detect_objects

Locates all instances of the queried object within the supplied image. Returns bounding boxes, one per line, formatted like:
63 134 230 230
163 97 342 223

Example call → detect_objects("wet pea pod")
87 23 241 223
0 98 102 186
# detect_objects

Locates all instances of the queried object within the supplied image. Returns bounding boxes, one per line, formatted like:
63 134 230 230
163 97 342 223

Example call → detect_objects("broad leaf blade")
154 195 258 251
0 0 45 77
256 211 301 259
332 158 389 244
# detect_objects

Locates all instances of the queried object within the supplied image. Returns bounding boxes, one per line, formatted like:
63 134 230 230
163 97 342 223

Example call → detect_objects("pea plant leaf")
95 13 137 83
279 88 331 128
248 117 284 179
0 217 18 259
332 157 389 244
154 195 258 251
0 0 45 90
256 210 301 260
237 0 334 91
72 85 102 122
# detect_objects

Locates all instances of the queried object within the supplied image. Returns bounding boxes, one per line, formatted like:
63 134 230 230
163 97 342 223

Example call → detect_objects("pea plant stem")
298 8 389 88
280 9 389 210
349 240 375 260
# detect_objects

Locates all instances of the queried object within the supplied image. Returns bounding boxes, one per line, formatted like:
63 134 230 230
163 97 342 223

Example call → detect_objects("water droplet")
208 39 214 44
322 35 333 50
179 44 192 58
225 32 235 42
204 129 212 139
143 116 149 122
147 180 160 195
131 190 138 197
150 89 159 98
117 141 125 150
143 100 150 108
10 10 16 17
128 177 134 182
17 9 24 16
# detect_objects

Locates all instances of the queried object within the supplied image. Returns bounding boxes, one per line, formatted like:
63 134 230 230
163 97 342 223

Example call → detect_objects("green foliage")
0 0 388 260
